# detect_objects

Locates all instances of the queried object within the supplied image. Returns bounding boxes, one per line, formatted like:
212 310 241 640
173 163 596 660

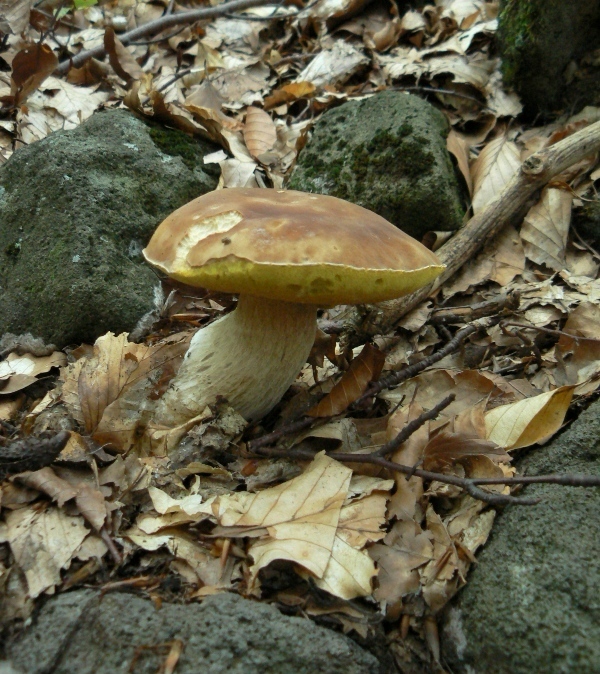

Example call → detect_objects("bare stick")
340 120 600 341
55 0 275 74
372 394 455 457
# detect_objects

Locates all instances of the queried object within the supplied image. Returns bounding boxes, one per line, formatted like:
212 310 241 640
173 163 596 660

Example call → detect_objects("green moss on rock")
0 110 219 347
289 91 464 240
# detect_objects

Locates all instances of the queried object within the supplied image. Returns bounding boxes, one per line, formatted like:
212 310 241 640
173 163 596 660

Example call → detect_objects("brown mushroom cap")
143 188 445 305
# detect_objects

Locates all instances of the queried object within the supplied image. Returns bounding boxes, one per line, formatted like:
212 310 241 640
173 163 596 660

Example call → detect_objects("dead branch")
372 394 455 457
339 120 600 342
54 0 275 74
356 317 494 406
253 444 542 506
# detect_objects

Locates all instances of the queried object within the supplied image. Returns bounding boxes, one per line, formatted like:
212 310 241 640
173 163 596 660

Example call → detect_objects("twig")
500 321 594 342
355 319 488 406
246 416 319 453
338 120 600 343
54 0 275 74
100 526 122 565
254 444 541 506
430 291 520 325
372 394 455 457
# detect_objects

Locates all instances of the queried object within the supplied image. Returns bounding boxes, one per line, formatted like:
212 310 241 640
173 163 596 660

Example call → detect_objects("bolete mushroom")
143 188 444 426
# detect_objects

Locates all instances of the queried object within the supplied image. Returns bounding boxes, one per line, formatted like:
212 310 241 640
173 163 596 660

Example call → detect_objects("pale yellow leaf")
484 386 575 449
0 351 66 395
0 506 89 598
217 454 351 585
521 188 572 271
471 135 520 214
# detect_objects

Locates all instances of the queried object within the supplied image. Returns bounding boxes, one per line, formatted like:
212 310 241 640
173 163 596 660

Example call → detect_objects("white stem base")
153 295 317 426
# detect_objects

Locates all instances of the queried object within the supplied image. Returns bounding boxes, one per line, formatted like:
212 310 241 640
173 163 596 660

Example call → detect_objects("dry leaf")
447 129 473 196
423 431 509 473
485 386 575 449
264 82 315 110
0 506 89 598
244 106 277 159
471 135 520 214
0 0 34 34
308 344 385 417
10 43 58 106
104 27 144 83
521 187 572 271
0 351 66 395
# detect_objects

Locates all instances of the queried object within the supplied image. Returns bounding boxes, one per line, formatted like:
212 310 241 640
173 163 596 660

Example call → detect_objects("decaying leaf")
104 27 144 83
10 43 58 106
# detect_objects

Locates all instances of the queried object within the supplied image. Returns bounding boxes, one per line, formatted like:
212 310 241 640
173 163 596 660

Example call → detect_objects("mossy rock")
498 0 600 117
441 399 600 673
0 110 219 347
288 91 464 240
573 199 600 248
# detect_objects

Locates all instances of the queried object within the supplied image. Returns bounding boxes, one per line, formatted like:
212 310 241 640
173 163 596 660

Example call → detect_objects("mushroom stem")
153 295 317 426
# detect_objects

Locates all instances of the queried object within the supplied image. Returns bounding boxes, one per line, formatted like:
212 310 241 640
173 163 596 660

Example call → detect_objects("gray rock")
0 110 219 347
441 399 600 674
497 0 600 116
288 91 464 240
5 590 380 674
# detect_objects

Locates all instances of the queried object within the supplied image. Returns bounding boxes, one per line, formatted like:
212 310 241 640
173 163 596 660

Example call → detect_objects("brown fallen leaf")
308 343 385 417
471 133 520 214
10 42 58 106
423 431 509 473
264 82 316 110
0 506 89 598
104 27 144 83
244 106 277 160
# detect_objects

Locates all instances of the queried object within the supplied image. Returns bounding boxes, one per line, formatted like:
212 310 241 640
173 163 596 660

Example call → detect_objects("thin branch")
355 318 489 406
372 394 455 457
254 444 541 506
55 0 275 74
500 320 595 342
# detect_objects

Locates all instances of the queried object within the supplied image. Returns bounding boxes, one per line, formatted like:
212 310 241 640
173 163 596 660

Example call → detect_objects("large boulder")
0 110 219 348
288 91 464 241
3 590 380 674
497 0 600 116
441 399 600 674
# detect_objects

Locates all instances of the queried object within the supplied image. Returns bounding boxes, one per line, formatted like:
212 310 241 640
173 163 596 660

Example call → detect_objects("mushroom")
143 188 444 427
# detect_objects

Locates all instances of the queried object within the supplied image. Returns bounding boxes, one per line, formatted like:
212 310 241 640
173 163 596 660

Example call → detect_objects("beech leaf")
308 343 385 417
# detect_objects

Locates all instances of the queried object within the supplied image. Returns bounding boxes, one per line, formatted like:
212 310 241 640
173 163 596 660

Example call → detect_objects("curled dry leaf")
446 128 473 196
104 27 144 83
485 386 575 450
308 343 385 417
243 106 277 160
263 82 316 111
0 351 66 395
521 187 572 271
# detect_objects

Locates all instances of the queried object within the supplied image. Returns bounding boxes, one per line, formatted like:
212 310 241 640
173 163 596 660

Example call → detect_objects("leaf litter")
1 0 600 669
